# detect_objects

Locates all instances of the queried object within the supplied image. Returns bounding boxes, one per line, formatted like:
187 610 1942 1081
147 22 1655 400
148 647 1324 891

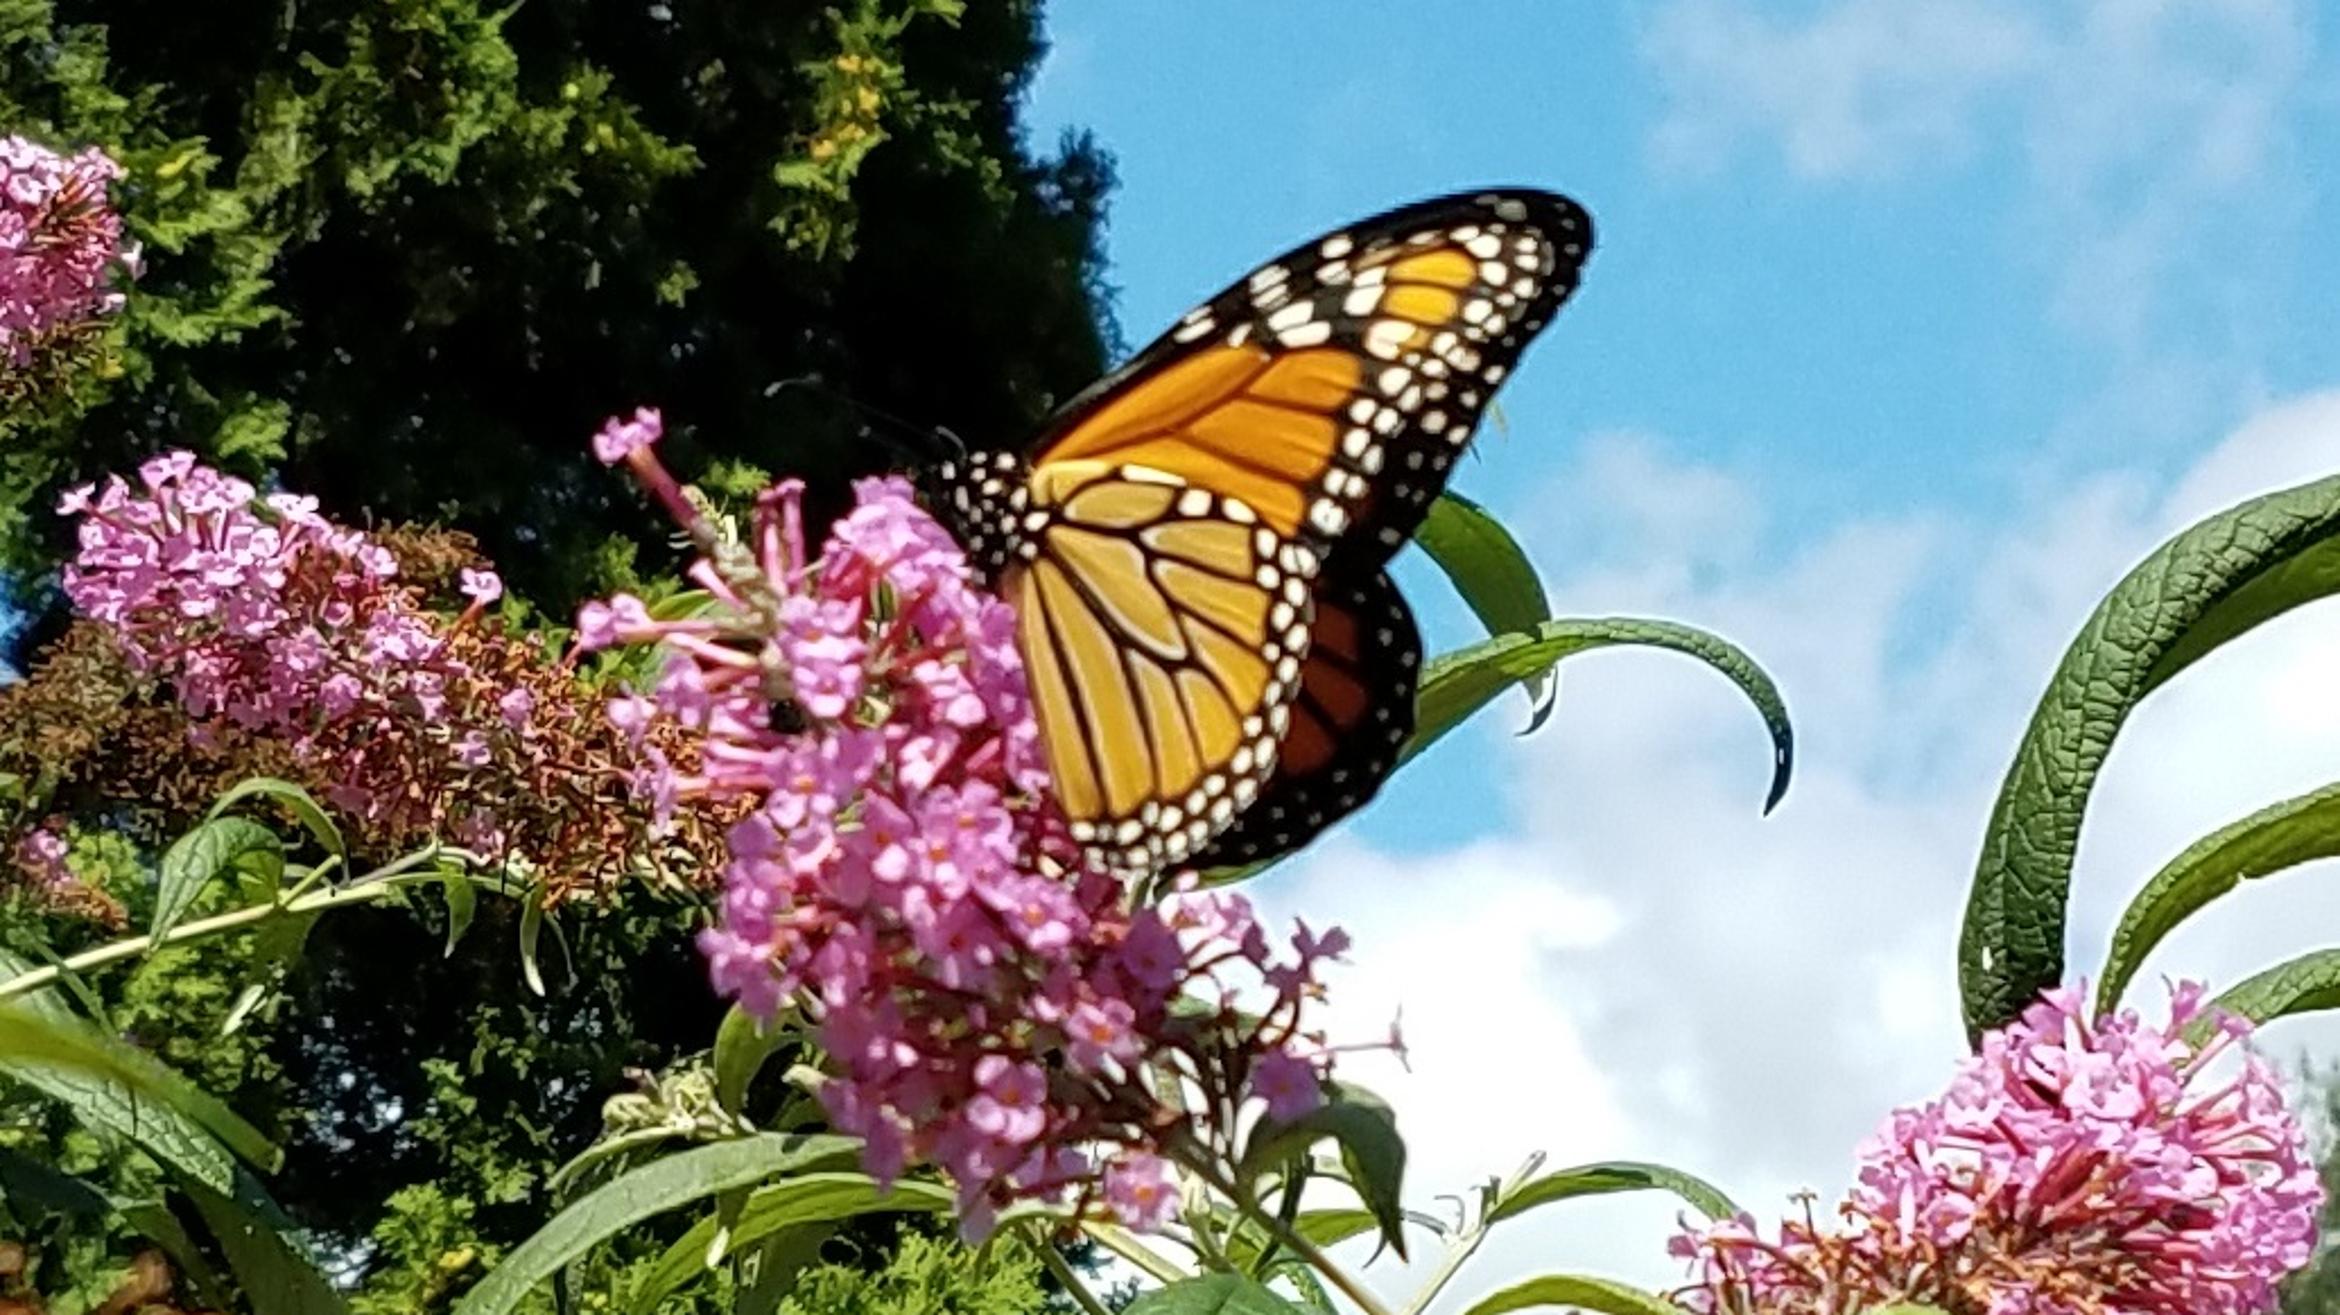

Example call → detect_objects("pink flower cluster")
583 416 1354 1238
58 454 606 870
1674 981 2321 1315
2 136 135 374
62 452 420 737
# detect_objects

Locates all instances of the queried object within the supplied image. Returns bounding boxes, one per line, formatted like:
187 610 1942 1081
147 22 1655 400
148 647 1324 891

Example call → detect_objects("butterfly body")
924 188 1592 875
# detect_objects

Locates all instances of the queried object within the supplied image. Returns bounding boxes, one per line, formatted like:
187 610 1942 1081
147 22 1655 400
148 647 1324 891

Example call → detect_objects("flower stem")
1027 1224 1116 1315
1081 1221 1192 1286
1398 1220 1486 1315
1176 1151 1398 1315
0 846 471 1004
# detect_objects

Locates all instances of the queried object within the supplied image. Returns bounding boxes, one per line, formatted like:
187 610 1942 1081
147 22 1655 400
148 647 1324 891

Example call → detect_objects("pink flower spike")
573 471 1363 1232
459 567 503 605
1674 977 2320 1314
591 407 665 464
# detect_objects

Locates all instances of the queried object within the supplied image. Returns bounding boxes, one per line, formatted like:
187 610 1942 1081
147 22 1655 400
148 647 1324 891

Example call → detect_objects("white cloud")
1245 393 2340 1308
1642 0 2041 180
1639 0 2324 358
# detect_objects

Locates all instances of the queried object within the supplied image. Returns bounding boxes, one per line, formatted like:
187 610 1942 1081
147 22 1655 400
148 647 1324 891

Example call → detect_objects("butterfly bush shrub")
16 424 2340 1315
578 413 1369 1237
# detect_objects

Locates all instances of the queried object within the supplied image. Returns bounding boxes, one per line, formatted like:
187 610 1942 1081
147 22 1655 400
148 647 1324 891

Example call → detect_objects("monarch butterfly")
922 188 1593 876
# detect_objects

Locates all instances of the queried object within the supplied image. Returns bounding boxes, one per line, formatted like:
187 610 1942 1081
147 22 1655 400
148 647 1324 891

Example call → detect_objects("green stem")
1028 1224 1116 1315
1176 1152 1397 1315
1397 1223 1485 1315
0 847 466 1004
275 853 342 903
1081 1221 1191 1287
1248 1158 1310 1279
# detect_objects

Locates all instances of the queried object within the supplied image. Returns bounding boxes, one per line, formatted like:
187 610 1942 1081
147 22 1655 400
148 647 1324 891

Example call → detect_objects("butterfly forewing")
934 188 1593 874
1033 188 1592 562
1002 467 1314 872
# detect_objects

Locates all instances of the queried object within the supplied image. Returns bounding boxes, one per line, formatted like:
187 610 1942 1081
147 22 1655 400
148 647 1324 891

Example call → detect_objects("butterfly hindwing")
1190 559 1421 870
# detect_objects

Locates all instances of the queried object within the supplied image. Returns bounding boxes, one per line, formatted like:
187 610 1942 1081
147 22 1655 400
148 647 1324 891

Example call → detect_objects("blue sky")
1029 2 2340 1304
1027 1 2340 853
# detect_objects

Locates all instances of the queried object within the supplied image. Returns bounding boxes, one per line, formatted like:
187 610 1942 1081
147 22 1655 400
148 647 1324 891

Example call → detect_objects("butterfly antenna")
765 376 959 464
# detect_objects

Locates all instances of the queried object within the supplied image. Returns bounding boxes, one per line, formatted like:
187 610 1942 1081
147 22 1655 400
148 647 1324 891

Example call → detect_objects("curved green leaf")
206 776 345 863
441 868 480 957
153 817 282 946
1458 1273 1679 1315
714 1005 794 1119
1418 491 1557 728
1962 472 2340 1040
2096 782 2340 1015
627 1173 952 1313
0 1002 280 1188
1407 616 1793 813
1486 1159 1739 1227
183 1168 351 1315
1127 1274 1304 1315
519 889 548 996
2195 950 2340 1040
451 1133 860 1315
1240 1083 1407 1261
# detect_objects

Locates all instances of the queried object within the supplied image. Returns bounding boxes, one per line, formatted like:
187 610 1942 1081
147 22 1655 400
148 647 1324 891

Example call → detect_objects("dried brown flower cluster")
4 523 734 912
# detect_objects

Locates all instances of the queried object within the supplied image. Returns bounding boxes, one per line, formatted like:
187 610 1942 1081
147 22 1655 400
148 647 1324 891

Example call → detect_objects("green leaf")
519 890 549 996
121 1200 234 1308
442 868 480 958
735 1225 834 1315
627 1173 952 1314
1407 616 1793 813
451 1133 861 1315
1241 1084 1408 1261
2195 950 2340 1040
714 1005 793 1118
1418 491 1557 727
1960 472 2340 1040
222 909 322 1035
182 1169 351 1315
153 817 283 946
1125 1274 1305 1315
0 1001 281 1189
1268 1262 1337 1315
1224 1208 1381 1272
0 1142 116 1218
1486 1159 1739 1226
2095 782 2340 1015
206 776 346 863
1457 1274 1680 1315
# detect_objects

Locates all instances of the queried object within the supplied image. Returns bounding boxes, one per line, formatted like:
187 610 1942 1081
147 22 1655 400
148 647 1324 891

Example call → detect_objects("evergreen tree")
0 0 1116 645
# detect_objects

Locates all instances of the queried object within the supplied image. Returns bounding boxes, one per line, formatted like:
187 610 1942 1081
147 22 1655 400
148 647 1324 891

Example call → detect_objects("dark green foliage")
778 1231 1053 1315
0 0 1115 649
